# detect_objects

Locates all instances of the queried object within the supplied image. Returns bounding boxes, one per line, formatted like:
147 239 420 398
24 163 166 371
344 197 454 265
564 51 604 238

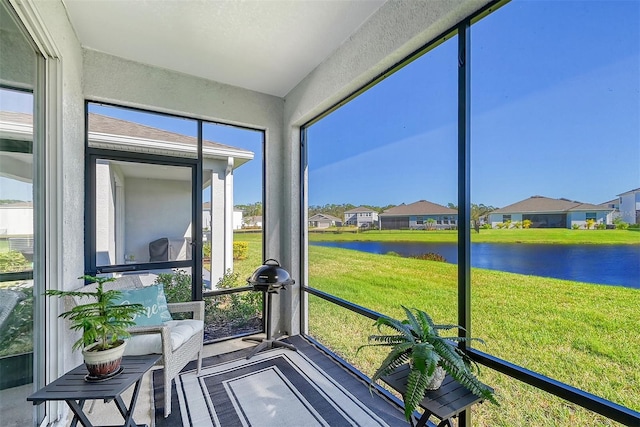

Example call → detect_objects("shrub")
481 223 492 229
572 224 580 230
613 217 629 230
522 219 532 229
0 251 31 273
513 221 522 229
216 269 261 327
412 252 447 262
203 241 211 258
596 223 606 230
233 241 248 260
156 269 261 327
386 251 401 257
0 282 33 357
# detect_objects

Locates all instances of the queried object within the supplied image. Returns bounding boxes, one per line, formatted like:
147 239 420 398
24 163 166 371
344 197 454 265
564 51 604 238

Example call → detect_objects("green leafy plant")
358 306 497 421
233 241 249 260
45 275 145 351
613 217 629 230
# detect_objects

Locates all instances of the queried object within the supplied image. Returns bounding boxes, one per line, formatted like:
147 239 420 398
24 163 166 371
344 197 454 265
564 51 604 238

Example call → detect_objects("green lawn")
309 228 640 245
234 231 639 426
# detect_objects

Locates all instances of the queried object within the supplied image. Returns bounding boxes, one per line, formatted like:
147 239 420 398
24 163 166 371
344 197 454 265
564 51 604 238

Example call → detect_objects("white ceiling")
62 0 386 97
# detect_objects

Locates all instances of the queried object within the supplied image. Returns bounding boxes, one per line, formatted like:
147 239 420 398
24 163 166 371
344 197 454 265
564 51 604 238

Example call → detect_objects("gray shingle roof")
1 111 251 155
492 196 612 214
309 213 342 222
344 206 376 213
379 200 457 216
617 188 640 196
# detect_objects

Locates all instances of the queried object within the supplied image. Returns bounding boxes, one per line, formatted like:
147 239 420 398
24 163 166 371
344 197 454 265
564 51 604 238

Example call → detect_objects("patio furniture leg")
66 399 93 427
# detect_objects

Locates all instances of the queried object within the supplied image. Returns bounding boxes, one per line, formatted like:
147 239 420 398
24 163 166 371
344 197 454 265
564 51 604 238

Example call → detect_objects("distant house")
599 198 620 225
0 202 33 236
243 215 263 228
489 195 614 229
309 213 343 229
233 209 244 230
379 200 458 230
617 188 640 224
344 206 378 228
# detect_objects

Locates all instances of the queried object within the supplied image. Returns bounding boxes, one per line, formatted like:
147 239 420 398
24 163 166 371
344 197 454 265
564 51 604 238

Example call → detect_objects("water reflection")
312 241 640 288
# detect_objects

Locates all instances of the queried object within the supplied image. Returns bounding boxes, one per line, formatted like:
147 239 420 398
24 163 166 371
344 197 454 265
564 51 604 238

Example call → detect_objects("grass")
234 231 639 426
308 228 640 245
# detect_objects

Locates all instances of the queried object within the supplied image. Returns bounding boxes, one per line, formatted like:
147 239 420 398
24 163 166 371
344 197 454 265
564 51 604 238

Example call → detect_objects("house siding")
619 191 640 224
567 211 608 228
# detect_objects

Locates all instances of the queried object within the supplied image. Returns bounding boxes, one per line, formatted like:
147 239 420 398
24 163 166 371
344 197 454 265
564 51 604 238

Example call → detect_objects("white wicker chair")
69 275 204 418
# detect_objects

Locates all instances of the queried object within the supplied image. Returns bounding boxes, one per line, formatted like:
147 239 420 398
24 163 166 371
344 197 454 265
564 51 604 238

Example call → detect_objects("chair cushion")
113 284 172 326
124 319 204 355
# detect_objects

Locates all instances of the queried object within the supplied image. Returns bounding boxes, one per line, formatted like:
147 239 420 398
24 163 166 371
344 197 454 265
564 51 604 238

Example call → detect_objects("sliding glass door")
0 2 44 425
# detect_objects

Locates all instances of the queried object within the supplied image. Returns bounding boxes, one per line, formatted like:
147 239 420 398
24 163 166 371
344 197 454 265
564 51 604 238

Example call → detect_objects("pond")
311 241 640 289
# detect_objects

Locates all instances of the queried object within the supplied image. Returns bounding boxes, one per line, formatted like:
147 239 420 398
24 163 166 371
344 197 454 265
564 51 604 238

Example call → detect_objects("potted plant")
45 275 145 380
358 306 498 421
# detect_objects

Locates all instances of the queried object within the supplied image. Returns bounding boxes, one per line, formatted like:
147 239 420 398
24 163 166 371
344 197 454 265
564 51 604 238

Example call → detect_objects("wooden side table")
28 354 160 427
381 364 492 427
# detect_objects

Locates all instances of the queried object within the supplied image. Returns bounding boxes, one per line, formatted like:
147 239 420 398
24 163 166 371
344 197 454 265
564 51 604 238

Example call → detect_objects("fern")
359 306 498 421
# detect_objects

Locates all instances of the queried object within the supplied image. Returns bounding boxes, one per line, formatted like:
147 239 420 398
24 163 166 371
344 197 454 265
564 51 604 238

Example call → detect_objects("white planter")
82 340 127 379
426 366 446 390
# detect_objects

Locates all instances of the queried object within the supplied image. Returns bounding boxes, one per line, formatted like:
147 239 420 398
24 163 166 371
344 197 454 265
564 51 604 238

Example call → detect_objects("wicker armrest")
167 301 205 321
128 324 167 335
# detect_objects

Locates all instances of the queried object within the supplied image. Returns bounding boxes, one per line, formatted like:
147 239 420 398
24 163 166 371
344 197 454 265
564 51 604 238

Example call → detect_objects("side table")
381 364 492 427
28 354 161 427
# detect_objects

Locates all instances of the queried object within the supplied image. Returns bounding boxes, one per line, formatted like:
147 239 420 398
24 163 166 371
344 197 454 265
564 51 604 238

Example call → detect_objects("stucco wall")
620 191 640 224
27 0 87 418
125 177 192 262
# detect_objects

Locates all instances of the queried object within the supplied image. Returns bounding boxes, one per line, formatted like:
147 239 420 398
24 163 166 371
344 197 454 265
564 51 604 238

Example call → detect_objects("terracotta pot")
82 340 126 379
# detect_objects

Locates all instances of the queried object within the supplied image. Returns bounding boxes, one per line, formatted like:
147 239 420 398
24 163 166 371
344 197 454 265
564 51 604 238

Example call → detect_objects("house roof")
309 213 342 222
492 196 612 214
379 200 457 216
617 188 640 196
0 111 254 167
344 206 377 214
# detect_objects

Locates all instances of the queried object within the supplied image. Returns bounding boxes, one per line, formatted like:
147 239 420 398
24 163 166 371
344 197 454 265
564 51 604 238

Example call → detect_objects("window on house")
585 212 596 221
502 215 511 222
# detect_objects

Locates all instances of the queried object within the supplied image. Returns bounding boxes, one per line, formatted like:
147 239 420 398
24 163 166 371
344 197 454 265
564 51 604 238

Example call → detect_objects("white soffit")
62 0 386 97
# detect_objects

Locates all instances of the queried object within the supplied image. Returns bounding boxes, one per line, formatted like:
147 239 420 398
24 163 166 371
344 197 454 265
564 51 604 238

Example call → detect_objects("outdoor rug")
153 335 407 426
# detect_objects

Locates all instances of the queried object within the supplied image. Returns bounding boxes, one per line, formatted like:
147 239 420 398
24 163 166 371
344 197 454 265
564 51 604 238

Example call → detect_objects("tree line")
236 201 498 223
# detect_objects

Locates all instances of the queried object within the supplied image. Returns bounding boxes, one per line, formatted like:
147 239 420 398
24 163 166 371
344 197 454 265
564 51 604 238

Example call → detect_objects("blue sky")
308 0 640 209
1 1 638 210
